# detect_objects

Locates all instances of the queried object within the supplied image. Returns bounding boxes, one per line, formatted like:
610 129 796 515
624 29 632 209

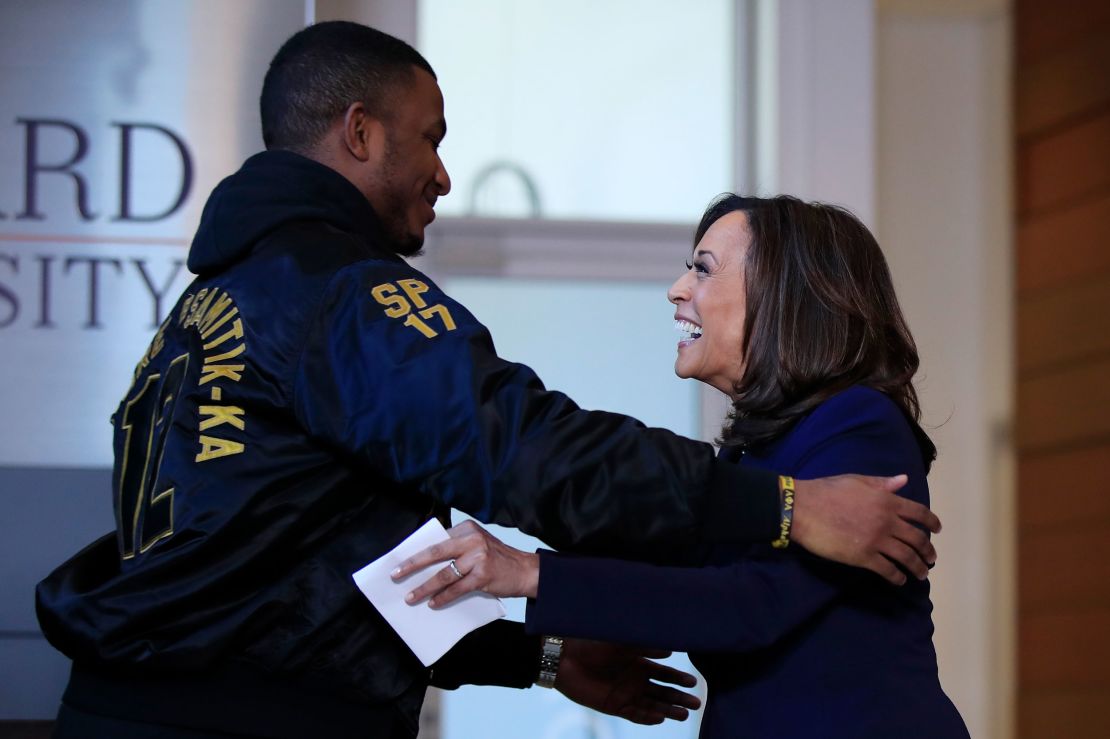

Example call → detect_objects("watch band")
535 635 564 688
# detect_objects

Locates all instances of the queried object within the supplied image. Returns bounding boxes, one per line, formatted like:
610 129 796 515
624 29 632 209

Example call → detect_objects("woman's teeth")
674 320 702 339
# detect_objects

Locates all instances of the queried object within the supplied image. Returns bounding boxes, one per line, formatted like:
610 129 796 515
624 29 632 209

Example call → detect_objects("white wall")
754 0 876 226
758 2 1014 737
877 4 1014 739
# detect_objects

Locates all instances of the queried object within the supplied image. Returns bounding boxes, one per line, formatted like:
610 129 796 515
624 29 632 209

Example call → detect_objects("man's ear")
341 101 386 164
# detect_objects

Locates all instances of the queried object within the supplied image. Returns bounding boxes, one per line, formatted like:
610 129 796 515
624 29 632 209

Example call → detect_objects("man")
37 21 940 739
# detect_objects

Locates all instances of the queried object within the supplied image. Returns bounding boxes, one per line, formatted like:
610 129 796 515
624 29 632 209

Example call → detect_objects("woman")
394 195 969 738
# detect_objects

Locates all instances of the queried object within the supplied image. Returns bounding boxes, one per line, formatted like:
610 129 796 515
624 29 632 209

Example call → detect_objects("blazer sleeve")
525 388 930 653
291 260 780 561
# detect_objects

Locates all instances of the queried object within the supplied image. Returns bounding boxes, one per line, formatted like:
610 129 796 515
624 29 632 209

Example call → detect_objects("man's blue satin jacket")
35 151 780 733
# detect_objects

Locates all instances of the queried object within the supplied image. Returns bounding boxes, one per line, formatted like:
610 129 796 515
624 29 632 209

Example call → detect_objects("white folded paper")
352 518 506 666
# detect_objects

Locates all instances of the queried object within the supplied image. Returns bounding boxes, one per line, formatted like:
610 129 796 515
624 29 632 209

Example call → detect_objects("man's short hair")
260 21 436 152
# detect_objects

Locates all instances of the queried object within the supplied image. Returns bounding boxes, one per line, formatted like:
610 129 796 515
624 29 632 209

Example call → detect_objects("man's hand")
555 639 701 725
791 474 941 585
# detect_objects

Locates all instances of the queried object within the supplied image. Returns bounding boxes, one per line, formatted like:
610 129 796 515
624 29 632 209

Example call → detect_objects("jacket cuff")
428 620 541 690
702 461 781 544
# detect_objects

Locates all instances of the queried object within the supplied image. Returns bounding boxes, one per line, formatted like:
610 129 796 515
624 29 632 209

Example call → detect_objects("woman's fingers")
402 541 540 606
448 519 484 538
403 559 468 605
393 520 538 604
391 538 468 581
392 522 493 581
424 569 482 608
404 543 490 606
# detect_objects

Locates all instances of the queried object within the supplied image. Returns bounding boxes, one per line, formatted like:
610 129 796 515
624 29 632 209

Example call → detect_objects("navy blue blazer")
526 386 969 738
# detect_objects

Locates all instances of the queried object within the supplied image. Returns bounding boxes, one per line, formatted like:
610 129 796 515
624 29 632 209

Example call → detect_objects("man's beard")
381 199 425 258
377 141 425 258
380 182 424 256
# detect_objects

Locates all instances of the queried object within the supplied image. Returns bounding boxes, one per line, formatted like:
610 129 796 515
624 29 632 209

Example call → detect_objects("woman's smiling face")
668 210 751 398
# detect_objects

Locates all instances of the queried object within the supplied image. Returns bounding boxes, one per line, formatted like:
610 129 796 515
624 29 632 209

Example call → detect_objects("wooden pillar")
1014 0 1110 735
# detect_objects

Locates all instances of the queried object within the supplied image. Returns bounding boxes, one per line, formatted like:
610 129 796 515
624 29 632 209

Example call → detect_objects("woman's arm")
526 388 932 653
394 519 849 654
299 264 937 577
396 389 933 653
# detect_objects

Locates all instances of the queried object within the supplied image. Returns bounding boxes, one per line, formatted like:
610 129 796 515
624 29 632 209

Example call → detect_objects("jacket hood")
187 150 387 275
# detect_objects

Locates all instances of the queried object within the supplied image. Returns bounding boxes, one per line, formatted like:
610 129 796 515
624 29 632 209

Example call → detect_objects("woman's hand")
391 520 539 607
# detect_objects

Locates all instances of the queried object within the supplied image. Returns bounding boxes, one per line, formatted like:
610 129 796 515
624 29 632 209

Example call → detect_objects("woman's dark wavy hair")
698 194 936 469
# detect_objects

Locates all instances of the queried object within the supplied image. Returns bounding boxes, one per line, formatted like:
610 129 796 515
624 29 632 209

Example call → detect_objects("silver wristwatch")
535 635 564 689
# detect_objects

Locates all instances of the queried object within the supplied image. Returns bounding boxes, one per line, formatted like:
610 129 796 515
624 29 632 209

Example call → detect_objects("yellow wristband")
772 475 795 549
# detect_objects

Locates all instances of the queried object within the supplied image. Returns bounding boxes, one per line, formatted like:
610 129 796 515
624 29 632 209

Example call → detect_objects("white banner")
0 0 308 467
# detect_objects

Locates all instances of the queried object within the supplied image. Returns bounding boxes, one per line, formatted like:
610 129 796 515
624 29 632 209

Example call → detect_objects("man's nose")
436 157 451 196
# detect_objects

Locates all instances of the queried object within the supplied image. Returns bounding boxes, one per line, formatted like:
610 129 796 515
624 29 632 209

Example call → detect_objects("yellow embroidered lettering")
199 306 238 341
204 342 246 364
149 322 167 360
199 364 245 385
195 435 245 462
419 304 456 332
198 405 246 432
403 313 437 338
184 289 214 328
178 294 195 326
398 279 430 309
202 318 244 350
197 293 235 336
371 283 410 318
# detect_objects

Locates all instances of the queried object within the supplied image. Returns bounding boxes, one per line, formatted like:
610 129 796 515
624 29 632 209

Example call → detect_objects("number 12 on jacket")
116 353 190 559
371 279 456 338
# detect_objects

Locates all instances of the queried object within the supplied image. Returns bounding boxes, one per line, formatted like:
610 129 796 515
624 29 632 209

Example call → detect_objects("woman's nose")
668 271 692 305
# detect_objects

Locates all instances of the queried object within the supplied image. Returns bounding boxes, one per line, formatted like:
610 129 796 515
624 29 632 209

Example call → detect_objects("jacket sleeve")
291 260 780 561
524 389 930 652
429 620 540 690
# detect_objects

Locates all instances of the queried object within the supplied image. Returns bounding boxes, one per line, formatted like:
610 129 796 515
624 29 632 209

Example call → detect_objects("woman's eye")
685 259 694 270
